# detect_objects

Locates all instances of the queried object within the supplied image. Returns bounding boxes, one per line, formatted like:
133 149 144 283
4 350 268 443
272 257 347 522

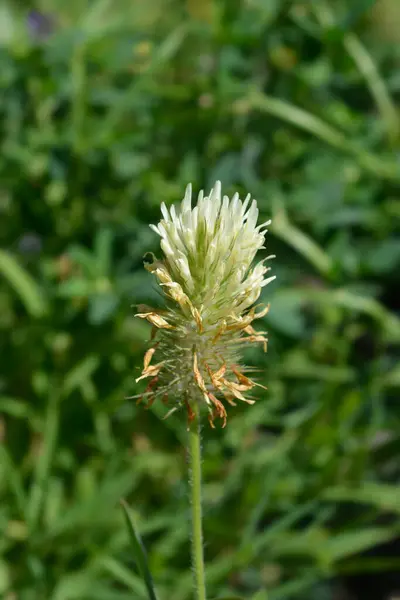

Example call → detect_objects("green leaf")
88 293 119 324
43 473 138 539
148 24 188 72
0 396 32 419
99 556 148 599
271 199 335 278
0 445 26 516
324 483 400 514
267 290 307 338
27 390 61 531
120 500 159 600
365 239 400 274
58 278 94 297
62 355 101 399
331 289 400 342
0 249 48 317
249 90 400 181
52 570 95 600
269 572 320 599
278 349 355 383
324 526 398 563
94 228 113 276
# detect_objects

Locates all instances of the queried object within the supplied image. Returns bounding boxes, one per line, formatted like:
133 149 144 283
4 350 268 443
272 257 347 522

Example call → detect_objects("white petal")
257 219 272 231
170 204 178 224
157 222 168 238
160 202 170 222
182 183 192 212
245 200 259 229
177 258 193 284
241 193 251 215
261 275 276 287
161 238 174 258
231 192 239 215
210 180 221 203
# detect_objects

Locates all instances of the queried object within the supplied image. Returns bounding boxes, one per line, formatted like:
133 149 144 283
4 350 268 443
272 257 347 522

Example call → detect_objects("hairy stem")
188 409 207 600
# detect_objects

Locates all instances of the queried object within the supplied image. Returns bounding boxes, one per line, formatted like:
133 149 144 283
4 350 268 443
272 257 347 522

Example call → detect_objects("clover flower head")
135 181 275 427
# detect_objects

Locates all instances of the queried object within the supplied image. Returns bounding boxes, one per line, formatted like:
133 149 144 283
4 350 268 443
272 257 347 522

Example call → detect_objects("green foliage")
1 0 400 599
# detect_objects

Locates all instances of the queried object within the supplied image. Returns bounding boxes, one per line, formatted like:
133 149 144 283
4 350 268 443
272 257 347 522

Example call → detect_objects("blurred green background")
1 0 400 599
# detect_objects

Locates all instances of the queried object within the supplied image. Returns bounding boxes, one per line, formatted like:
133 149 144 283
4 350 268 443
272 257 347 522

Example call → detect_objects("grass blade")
248 90 400 181
120 500 159 600
0 250 48 317
271 197 335 278
27 389 60 532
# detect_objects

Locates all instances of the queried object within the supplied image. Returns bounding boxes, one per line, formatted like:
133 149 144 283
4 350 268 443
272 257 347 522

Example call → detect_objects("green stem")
188 410 207 600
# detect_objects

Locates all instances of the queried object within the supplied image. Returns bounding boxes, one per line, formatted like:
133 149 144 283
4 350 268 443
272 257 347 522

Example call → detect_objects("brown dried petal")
143 344 159 370
135 312 174 329
135 362 164 382
207 392 227 428
193 352 208 395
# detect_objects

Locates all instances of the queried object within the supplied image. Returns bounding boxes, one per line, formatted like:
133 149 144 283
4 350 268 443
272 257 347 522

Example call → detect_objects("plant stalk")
188 409 207 600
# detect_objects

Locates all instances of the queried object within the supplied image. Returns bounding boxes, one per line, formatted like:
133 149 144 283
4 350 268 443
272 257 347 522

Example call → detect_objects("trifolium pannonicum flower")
135 181 275 427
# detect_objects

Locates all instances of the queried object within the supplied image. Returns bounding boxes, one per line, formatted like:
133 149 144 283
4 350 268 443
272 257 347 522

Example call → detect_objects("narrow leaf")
325 526 398 563
94 228 113 276
0 249 48 317
271 199 335 278
120 500 159 600
249 90 400 181
99 556 148 598
62 355 101 398
324 483 400 513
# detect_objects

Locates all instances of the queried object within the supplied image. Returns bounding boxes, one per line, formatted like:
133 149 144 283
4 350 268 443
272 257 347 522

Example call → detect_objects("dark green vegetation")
1 1 400 599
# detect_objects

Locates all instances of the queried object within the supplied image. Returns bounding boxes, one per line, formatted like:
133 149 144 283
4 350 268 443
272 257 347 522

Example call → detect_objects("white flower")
135 181 275 427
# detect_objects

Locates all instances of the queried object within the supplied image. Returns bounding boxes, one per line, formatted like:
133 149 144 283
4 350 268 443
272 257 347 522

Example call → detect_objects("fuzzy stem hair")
188 406 207 600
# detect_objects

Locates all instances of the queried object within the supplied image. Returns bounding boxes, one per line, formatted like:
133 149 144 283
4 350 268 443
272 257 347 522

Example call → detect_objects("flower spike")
135 181 275 425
